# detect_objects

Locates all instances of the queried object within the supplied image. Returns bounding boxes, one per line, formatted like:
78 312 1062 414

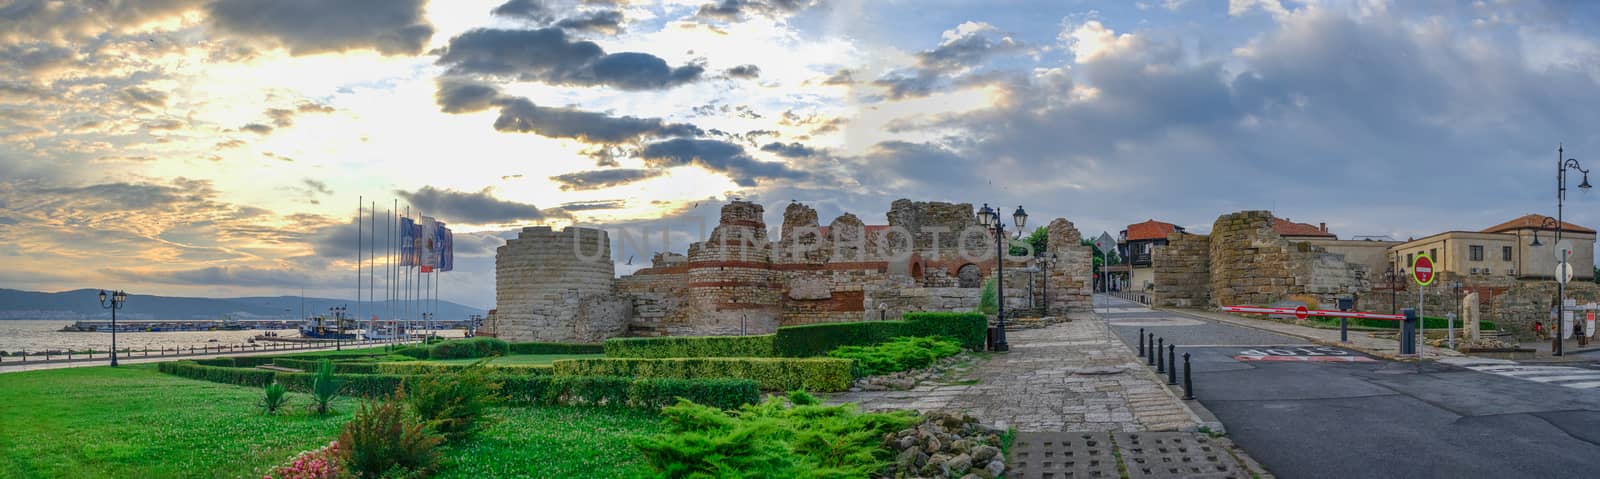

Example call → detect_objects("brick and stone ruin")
485 199 1095 343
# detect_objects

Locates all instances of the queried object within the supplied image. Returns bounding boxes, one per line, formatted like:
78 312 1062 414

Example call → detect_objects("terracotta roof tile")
1272 218 1335 238
1481 214 1595 234
1124 220 1178 241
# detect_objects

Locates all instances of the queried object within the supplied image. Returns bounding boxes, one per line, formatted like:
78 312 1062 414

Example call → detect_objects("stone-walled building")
485 199 1096 342
1151 211 1371 309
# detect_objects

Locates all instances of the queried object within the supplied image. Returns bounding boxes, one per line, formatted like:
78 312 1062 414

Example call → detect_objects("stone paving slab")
828 314 1202 433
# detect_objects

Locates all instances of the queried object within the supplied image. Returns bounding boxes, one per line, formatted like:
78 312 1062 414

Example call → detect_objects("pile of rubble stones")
852 354 968 391
880 411 1007 479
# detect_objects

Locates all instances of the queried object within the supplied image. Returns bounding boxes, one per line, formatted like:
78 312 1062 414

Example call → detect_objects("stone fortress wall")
1150 210 1370 309
490 198 1097 342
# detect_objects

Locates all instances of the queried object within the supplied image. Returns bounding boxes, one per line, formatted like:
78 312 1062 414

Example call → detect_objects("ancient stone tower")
489 226 629 343
685 201 781 335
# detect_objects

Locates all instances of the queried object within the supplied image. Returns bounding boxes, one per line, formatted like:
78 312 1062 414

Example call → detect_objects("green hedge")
552 358 854 392
393 346 430 359
499 376 759 410
509 341 604 355
428 337 510 359
772 312 986 357
603 334 777 358
160 360 755 411
374 362 553 376
159 361 404 397
158 361 276 388
270 358 381 374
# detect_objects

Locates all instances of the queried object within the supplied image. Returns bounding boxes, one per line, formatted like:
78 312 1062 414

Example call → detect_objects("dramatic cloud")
492 97 703 143
695 0 818 21
639 138 804 186
875 22 1024 99
550 168 666 191
555 10 625 34
240 123 273 135
434 78 506 114
207 0 434 56
725 64 761 79
120 86 169 110
396 186 547 224
560 199 628 211
264 102 335 127
436 28 703 90
759 142 816 158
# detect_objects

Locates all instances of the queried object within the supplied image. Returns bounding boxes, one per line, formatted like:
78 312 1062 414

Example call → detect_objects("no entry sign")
1412 253 1436 286
1295 306 1309 320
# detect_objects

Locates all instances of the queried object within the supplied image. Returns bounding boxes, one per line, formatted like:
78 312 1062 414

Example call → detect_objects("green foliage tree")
977 278 998 316
1009 226 1049 257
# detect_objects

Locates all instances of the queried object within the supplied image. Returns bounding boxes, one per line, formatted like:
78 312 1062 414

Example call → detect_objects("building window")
1407 253 1414 267
1469 245 1484 261
1503 246 1513 261
1429 248 1437 262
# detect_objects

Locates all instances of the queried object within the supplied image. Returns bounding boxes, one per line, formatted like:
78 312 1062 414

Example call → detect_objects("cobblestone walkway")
829 315 1200 433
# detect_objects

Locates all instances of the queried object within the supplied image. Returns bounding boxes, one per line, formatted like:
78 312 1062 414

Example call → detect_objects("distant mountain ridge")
0 288 486 321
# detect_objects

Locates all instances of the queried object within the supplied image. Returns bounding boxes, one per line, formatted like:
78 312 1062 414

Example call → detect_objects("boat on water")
362 319 410 341
299 314 359 340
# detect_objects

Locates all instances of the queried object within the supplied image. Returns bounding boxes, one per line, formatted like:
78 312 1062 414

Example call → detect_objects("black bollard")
1167 345 1177 385
1340 317 1349 343
1148 336 1157 366
1182 353 1195 400
1138 328 1145 356
1157 338 1165 373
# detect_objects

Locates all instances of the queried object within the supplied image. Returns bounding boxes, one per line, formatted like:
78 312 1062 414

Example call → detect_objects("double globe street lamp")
98 289 128 367
976 203 1028 352
1528 146 1590 356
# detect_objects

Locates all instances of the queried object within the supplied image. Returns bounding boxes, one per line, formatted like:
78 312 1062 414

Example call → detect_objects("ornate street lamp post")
1040 252 1058 314
977 203 1027 352
1529 145 1590 356
330 305 347 350
97 290 127 367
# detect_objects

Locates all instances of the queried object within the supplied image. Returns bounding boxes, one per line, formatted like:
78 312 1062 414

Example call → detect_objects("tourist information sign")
1412 253 1436 286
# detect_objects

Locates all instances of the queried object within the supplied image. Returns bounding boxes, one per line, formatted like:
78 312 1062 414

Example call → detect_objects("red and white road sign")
1412 254 1435 286
1295 306 1310 320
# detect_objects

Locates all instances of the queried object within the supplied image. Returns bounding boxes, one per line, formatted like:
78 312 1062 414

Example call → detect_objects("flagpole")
356 195 362 338
369 200 375 338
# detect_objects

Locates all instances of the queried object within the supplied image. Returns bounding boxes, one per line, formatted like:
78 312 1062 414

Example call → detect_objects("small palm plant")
261 381 289 415
309 359 340 415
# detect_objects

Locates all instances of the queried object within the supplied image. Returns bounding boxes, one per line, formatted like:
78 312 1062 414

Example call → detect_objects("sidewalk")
829 312 1210 433
0 341 408 374
1165 307 1464 361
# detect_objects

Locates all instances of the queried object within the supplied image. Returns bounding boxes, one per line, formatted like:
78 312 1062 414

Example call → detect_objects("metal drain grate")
1009 432 1121 479
1114 432 1247 479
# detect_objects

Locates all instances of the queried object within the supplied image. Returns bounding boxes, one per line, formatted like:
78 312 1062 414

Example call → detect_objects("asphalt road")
1097 295 1600 479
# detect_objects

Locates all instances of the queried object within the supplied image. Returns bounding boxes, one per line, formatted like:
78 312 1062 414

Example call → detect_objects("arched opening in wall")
957 264 982 288
911 261 924 280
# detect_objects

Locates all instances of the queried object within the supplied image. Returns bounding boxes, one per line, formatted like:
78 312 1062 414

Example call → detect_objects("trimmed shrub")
626 378 758 411
604 334 777 358
193 358 237 367
772 313 987 357
427 337 510 359
275 371 407 398
497 376 759 410
828 336 962 376
552 358 855 392
271 358 381 374
900 312 987 351
158 361 276 388
393 346 430 359
509 341 604 355
376 362 553 376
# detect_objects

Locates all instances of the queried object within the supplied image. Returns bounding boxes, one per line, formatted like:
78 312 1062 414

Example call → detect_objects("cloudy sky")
2 0 1599 309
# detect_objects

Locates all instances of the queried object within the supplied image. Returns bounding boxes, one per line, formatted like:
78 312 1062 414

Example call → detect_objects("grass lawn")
0 364 354 479
424 353 602 365
0 361 663 479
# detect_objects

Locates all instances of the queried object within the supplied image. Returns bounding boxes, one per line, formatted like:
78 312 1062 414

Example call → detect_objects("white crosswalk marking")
1442 358 1600 390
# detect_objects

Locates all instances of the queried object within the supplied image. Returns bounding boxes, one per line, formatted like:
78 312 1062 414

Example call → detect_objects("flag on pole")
399 217 417 266
438 222 454 272
419 216 438 270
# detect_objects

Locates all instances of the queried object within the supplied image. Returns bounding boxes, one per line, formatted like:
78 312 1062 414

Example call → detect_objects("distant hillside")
0 288 486 321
